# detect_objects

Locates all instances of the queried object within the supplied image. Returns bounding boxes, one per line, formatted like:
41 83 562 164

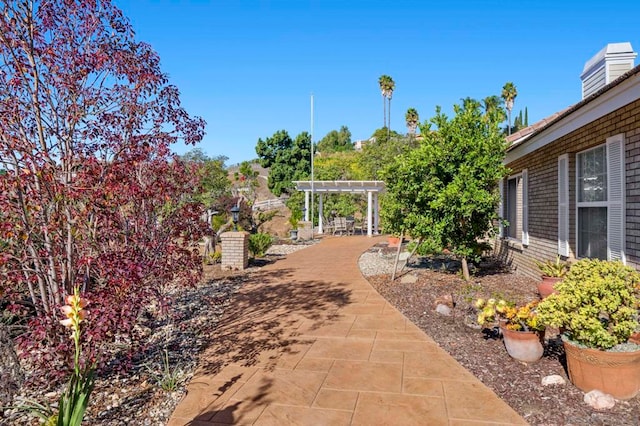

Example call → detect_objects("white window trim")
522 169 529 246
558 154 569 257
504 171 527 245
498 179 504 238
574 134 626 262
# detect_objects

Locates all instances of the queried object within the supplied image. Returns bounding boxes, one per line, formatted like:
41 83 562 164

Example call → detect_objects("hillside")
228 161 291 237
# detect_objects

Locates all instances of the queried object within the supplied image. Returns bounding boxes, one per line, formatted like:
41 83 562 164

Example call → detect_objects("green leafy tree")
501 82 518 135
381 97 509 280
359 128 417 179
255 130 311 196
482 96 504 120
233 160 260 205
181 148 230 208
316 126 353 153
313 151 367 219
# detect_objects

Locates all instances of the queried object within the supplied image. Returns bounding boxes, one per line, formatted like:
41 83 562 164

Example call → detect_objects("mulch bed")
365 244 640 425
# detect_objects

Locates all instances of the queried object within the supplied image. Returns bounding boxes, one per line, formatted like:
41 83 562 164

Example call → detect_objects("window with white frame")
503 170 529 244
575 135 625 261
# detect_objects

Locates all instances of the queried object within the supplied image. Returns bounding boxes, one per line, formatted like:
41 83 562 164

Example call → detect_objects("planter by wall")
501 326 544 363
537 276 562 299
563 339 640 400
388 236 401 248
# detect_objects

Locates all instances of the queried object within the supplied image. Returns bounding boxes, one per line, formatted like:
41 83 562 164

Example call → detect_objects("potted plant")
288 209 301 241
534 255 569 298
475 298 546 363
537 259 640 399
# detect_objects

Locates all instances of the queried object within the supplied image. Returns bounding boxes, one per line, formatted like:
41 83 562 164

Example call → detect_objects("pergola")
292 180 385 236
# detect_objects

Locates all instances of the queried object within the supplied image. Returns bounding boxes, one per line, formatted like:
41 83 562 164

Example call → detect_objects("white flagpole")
310 93 315 238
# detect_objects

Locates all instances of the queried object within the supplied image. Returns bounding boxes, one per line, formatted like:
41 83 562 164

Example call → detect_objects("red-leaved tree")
0 0 207 382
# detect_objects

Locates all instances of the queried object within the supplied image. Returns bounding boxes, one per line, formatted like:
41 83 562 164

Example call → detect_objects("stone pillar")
221 231 249 270
298 220 313 241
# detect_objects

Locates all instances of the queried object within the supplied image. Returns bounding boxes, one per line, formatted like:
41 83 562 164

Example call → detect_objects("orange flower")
59 290 89 332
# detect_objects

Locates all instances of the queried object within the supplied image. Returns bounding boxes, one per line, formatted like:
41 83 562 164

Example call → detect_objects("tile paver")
168 236 527 425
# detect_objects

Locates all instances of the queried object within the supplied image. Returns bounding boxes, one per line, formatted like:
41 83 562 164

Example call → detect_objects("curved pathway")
168 236 526 425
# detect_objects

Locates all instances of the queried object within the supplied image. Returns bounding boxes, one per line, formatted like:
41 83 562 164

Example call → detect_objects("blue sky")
117 0 640 166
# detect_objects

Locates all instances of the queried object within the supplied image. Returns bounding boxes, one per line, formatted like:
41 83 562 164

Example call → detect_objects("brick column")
221 231 249 270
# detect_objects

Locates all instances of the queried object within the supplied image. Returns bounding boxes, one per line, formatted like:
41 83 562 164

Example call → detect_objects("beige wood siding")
582 67 606 98
497 97 640 277
609 62 632 81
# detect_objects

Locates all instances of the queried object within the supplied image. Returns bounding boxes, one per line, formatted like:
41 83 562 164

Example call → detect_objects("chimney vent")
581 42 637 99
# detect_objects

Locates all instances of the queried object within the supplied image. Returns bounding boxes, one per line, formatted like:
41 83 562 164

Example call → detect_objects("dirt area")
365 243 640 425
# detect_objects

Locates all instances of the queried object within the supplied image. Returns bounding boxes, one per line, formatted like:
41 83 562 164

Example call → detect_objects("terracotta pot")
563 339 640 400
388 236 401 248
537 276 562 299
501 326 544 363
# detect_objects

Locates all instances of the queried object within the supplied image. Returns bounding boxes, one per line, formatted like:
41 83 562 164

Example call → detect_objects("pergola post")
373 192 380 235
304 190 309 221
367 191 373 237
318 193 324 234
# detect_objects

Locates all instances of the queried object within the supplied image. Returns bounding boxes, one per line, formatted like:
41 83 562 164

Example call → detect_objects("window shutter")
607 135 625 263
498 179 504 237
558 155 569 257
522 169 529 245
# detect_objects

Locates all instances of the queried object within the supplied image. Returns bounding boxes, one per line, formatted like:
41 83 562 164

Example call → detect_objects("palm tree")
378 75 395 133
501 82 517 135
405 107 419 135
378 75 391 129
482 95 506 123
386 76 395 132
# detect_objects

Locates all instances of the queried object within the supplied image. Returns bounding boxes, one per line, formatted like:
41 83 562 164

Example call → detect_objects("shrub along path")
168 235 526 425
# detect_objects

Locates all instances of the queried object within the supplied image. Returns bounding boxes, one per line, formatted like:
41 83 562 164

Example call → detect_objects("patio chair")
333 217 347 235
322 216 334 235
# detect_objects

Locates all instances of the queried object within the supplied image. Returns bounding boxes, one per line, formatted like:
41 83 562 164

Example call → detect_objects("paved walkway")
168 236 526 425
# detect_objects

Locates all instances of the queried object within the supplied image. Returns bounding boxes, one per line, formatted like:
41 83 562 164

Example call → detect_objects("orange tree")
381 97 508 280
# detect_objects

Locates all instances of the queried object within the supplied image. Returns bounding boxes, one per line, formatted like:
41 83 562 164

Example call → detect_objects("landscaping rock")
541 375 566 386
400 274 418 284
435 304 452 316
584 390 616 410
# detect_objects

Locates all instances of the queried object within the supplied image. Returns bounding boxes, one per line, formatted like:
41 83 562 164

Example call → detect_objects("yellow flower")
474 298 485 309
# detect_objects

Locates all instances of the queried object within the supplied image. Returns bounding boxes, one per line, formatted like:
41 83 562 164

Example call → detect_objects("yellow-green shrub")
537 259 640 350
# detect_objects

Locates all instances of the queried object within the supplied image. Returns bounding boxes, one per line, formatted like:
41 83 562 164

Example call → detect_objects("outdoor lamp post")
230 206 240 231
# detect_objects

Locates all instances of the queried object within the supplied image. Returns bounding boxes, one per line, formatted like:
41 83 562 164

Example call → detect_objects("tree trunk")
0 324 23 409
461 257 470 281
383 94 386 129
388 98 391 135
390 233 404 282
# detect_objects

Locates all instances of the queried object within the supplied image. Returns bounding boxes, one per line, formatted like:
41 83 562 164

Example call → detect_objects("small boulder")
400 274 418 284
435 304 452 316
541 375 566 386
434 293 454 308
584 390 615 410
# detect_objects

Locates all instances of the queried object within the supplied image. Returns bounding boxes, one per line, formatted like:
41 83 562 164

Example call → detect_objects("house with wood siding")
494 42 640 279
